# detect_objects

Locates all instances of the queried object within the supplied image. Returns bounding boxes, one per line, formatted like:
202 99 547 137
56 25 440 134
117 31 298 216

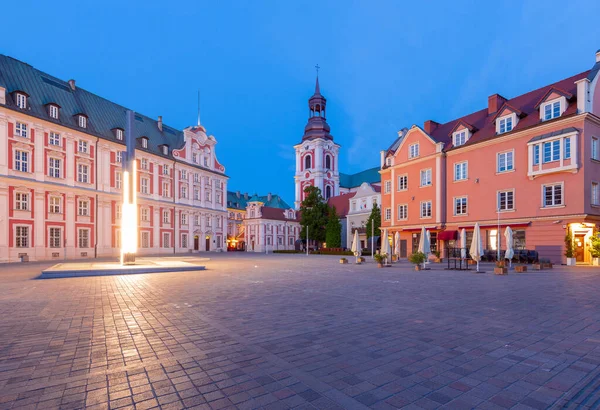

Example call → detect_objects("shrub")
374 253 386 263
564 233 574 258
409 251 426 265
589 236 600 258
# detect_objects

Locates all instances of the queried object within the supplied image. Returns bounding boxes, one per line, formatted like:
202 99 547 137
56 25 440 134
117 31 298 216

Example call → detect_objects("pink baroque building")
381 50 600 264
0 55 228 262
243 194 300 252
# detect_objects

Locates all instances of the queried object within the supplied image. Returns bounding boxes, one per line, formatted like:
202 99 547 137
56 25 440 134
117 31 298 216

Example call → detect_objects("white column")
315 144 323 169
99 144 111 192
0 183 8 261
528 145 533 175
559 139 564 168
435 155 442 224
152 163 159 200
572 134 578 169
153 208 160 250
295 149 301 173
212 178 217 209
200 176 206 208
65 193 76 256
66 135 75 187
0 114 8 175
33 125 44 182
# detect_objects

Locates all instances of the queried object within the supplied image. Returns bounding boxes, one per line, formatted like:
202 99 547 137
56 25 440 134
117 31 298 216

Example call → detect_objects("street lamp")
497 205 501 261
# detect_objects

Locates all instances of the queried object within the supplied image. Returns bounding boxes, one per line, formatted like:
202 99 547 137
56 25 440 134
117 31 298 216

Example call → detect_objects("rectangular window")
78 140 88 153
564 137 571 160
499 117 513 134
16 226 29 248
15 192 28 210
181 213 188 225
194 173 199 183
116 129 124 140
454 162 467 181
49 157 61 178
163 232 170 248
533 145 540 165
498 190 514 211
192 153 198 164
78 116 87 128
397 204 408 220
384 208 391 221
181 234 188 248
207 217 212 227
384 180 391 194
141 158 148 170
115 204 122 220
163 166 169 175
163 210 170 224
162 182 170 198
409 143 419 159
420 169 432 186
420 201 432 218
140 208 149 222
49 196 61 213
397 175 407 191
141 231 150 248
78 200 89 216
543 140 560 163
206 191 212 202
454 131 467 146
180 186 187 199
141 178 149 194
543 184 563 207
454 197 467 215
49 132 61 146
49 105 59 119
497 151 514 173
77 164 89 183
116 151 122 163
592 182 599 206
16 93 27 109
593 137 599 160
14 150 28 172
194 189 200 200
78 229 89 248
142 138 148 148
181 170 188 179
115 171 122 189
15 122 27 137
544 101 561 120
49 227 61 248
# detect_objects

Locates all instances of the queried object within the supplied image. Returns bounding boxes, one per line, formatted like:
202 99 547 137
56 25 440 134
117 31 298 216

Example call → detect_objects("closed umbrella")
460 228 467 259
470 222 483 272
504 227 514 268
394 231 401 261
418 227 430 268
381 228 390 264
351 229 361 264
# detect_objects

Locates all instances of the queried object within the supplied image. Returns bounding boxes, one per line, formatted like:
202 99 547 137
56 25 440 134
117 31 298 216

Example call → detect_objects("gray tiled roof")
339 166 380 188
0 54 215 170
226 191 292 210
528 127 578 143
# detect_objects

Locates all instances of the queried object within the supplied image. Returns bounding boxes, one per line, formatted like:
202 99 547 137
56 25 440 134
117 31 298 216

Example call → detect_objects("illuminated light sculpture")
121 110 137 265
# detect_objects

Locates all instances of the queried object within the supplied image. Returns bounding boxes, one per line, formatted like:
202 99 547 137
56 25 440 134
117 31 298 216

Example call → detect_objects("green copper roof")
339 166 380 188
226 191 292 210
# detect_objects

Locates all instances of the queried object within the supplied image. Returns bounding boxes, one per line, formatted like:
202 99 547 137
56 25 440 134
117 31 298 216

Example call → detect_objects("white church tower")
293 76 340 209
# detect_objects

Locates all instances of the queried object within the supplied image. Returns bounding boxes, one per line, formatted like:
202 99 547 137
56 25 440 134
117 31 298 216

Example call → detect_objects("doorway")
575 234 586 262
400 240 407 258
205 236 210 251
194 235 199 251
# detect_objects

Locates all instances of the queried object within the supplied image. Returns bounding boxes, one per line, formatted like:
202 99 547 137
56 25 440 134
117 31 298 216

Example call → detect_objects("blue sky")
3 0 600 203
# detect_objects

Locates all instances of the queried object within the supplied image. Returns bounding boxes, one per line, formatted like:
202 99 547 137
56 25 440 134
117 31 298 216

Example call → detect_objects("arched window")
325 155 331 169
305 155 311 169
325 186 332 199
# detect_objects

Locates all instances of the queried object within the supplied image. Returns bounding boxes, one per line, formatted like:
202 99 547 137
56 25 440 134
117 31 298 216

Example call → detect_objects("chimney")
68 79 76 91
244 192 248 200
423 120 439 134
488 94 506 115
236 191 240 198
596 49 600 63
157 116 163 131
380 150 385 168
0 86 5 105
268 193 272 202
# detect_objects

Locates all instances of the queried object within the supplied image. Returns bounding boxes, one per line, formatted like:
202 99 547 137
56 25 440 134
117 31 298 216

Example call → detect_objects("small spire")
197 89 201 126
314 64 321 94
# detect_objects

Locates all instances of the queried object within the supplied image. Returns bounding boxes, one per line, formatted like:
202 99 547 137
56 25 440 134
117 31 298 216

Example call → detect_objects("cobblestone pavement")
1 254 600 409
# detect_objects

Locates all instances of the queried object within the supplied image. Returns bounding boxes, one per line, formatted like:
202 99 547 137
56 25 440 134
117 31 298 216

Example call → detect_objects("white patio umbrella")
470 222 483 272
460 228 467 259
504 227 514 268
418 227 430 268
351 229 361 264
381 228 391 264
394 231 401 261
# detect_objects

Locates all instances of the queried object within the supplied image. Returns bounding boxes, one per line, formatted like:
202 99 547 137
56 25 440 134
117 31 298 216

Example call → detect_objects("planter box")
515 265 527 272
391 255 398 262
414 265 422 271
494 267 508 275
592 257 600 266
358 257 366 263
377 263 384 268
467 260 476 265
542 263 553 269
532 264 542 270
339 259 348 264
566 258 576 266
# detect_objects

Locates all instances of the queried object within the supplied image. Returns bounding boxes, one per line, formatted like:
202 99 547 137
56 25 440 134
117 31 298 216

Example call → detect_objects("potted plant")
532 259 542 270
358 256 366 263
589 236 600 266
374 253 386 268
565 233 576 266
540 258 553 269
431 250 442 263
409 251 426 271
494 260 508 275
515 265 527 273
340 257 348 264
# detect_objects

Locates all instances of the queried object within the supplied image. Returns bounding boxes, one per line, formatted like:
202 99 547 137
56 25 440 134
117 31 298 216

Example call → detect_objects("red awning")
438 230 458 241
457 222 531 230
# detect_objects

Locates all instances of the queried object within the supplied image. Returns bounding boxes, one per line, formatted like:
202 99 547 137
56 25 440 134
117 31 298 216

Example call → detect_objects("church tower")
294 76 341 209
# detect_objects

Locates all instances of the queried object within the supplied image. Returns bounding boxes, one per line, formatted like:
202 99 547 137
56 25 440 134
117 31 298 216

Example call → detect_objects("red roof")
259 206 298 221
427 71 590 150
327 192 356 218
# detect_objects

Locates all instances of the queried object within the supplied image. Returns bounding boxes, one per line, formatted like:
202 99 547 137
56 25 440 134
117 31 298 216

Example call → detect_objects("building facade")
381 50 600 264
226 191 248 250
0 55 228 262
244 194 300 252
346 182 382 249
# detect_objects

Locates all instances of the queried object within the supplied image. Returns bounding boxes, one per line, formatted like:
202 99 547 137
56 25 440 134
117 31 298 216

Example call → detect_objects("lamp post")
121 110 137 265
371 222 374 259
497 205 501 261
306 225 309 256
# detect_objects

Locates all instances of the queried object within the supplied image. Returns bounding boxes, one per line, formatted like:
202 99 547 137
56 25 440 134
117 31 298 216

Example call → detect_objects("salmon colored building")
381 50 600 264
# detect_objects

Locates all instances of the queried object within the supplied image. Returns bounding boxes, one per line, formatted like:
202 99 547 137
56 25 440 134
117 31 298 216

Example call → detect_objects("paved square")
1 255 599 409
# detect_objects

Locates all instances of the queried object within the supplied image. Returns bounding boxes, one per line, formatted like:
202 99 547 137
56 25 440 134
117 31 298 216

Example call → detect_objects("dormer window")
409 143 419 159
48 104 59 119
115 129 124 140
162 145 168 155
498 116 513 134
453 130 468 147
141 137 148 148
15 92 27 109
78 115 87 129
385 157 392 166
543 100 561 121
192 153 198 163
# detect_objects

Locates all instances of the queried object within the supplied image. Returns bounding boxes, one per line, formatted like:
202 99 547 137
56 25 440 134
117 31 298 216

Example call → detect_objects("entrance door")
575 234 586 262
205 236 210 251
400 240 407 258
194 236 199 251
412 234 420 253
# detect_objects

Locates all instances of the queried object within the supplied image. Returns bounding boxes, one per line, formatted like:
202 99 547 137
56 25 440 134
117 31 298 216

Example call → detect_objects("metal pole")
497 206 500 261
306 226 309 256
371 223 374 259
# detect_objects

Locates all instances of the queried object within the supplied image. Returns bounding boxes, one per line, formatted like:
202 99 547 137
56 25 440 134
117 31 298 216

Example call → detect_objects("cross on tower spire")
315 64 320 77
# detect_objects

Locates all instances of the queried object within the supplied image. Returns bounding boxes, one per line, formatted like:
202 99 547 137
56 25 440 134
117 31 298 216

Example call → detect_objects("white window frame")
454 161 467 181
181 233 188 249
181 213 188 226
49 196 61 214
408 143 419 159
140 177 149 194
116 151 122 163
162 146 168 155
15 192 29 211
497 150 514 173
384 180 391 194
592 182 600 206
141 138 148 148
180 185 188 199
498 189 515 212
384 207 391 221
14 150 29 172
78 228 90 248
397 174 408 191
49 105 59 119
78 199 89 216
141 207 150 222
115 171 122 189
397 204 408 221
192 153 198 164
78 115 87 128
181 169 188 180
542 99 562 121
48 157 61 178
78 140 88 153
16 93 27 109
141 231 150 248
453 130 467 147
163 232 171 248
77 163 89 183
49 227 61 248
163 165 169 176
15 122 27 138
15 225 29 248
49 131 61 146
454 196 468 216
420 201 432 219
115 204 122 220
420 168 432 187
162 182 170 198
542 140 560 163
163 210 170 224
592 137 599 161
497 115 513 134
141 158 148 170
116 129 124 140
542 183 563 207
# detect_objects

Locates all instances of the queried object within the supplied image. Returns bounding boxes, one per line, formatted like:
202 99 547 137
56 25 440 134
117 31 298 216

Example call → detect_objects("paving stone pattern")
0 254 600 409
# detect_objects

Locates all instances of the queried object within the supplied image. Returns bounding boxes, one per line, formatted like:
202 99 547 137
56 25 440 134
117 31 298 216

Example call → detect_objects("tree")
299 186 329 244
325 206 342 248
365 202 381 239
